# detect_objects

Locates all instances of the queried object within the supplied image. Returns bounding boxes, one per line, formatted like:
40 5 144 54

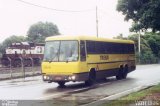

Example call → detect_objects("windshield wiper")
48 52 59 62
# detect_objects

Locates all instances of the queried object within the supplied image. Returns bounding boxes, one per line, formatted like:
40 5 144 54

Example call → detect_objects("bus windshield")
43 41 78 62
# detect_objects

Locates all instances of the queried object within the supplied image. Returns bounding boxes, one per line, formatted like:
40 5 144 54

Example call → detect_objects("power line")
17 0 95 13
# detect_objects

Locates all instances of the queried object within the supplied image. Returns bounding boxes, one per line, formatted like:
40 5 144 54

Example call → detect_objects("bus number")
100 55 109 60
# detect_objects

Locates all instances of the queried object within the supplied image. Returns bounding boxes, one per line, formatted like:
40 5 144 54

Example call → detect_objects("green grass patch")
101 84 160 106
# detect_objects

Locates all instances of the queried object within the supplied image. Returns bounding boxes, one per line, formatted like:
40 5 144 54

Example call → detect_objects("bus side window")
80 41 86 61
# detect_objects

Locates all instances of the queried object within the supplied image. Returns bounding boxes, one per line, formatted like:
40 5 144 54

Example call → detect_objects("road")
0 64 160 106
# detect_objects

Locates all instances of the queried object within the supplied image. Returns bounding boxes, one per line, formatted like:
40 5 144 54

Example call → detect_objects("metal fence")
0 57 41 80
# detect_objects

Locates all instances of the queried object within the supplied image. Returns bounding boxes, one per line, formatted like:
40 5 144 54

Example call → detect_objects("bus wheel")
116 67 123 80
85 69 96 86
57 81 66 88
122 66 128 79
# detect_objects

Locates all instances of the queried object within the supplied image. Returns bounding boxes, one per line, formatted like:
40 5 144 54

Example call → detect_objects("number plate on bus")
55 77 62 80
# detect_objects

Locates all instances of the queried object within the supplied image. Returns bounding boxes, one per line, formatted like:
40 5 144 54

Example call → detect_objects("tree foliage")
145 32 160 57
117 0 160 32
113 34 128 40
27 22 60 43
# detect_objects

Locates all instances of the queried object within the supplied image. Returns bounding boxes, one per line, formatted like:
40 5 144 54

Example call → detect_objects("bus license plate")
55 77 62 80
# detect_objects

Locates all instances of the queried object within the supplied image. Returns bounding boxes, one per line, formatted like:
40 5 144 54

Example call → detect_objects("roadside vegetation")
102 84 160 106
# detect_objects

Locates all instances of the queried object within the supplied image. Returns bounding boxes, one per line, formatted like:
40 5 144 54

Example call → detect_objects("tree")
27 22 60 43
0 35 26 54
117 0 160 32
113 34 128 40
144 32 160 57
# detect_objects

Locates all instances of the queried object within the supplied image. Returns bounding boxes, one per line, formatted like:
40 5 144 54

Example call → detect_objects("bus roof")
45 35 134 44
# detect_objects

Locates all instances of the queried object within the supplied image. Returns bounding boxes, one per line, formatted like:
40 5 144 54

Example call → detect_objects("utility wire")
17 0 95 13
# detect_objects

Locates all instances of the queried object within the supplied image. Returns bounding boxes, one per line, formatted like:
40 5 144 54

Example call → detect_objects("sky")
0 0 132 43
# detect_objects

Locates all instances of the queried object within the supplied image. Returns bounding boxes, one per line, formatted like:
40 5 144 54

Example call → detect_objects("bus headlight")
68 75 76 80
44 75 50 80
71 75 76 80
68 76 72 80
43 75 47 79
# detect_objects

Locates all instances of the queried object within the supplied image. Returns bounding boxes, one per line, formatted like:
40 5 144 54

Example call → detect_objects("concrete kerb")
82 81 160 106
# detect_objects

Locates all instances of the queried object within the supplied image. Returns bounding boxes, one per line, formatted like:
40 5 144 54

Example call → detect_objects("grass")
102 84 160 106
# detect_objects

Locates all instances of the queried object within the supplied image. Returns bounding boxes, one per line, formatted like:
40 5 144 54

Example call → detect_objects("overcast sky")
0 0 132 43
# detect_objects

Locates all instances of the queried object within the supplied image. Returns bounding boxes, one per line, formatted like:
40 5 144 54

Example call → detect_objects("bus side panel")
74 62 89 81
86 54 136 79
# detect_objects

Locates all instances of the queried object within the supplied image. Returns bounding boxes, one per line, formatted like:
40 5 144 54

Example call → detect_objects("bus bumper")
42 73 88 82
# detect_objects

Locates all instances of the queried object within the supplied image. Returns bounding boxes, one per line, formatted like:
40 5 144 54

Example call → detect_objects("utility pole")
96 6 99 37
138 31 141 64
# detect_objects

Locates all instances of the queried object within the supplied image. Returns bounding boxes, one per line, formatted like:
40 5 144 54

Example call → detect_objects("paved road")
0 64 160 106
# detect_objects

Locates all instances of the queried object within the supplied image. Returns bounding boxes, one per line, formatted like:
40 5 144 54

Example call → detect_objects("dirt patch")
143 93 160 101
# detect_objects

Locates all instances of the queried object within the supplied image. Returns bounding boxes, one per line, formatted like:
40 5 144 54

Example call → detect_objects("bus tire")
57 81 65 87
116 67 123 80
85 69 96 86
122 66 128 79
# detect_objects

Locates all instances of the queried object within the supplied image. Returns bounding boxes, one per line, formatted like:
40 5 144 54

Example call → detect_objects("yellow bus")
42 35 136 87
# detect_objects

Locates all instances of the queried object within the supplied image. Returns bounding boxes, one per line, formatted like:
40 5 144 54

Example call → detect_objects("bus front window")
43 41 60 62
59 41 78 62
43 41 78 62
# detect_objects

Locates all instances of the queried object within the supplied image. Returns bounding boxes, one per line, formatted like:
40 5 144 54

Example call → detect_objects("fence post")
19 57 25 79
29 57 34 76
7 57 12 79
39 57 42 75
39 57 42 65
